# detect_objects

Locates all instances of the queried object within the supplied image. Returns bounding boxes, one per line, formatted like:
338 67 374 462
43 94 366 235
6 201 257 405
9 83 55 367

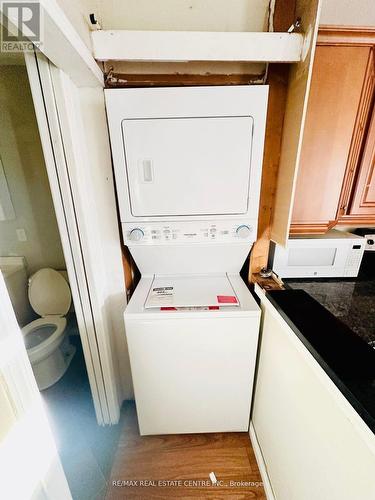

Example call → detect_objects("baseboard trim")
249 421 276 500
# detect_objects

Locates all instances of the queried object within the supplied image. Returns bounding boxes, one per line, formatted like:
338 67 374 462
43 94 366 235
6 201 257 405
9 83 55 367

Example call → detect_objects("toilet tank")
0 256 33 327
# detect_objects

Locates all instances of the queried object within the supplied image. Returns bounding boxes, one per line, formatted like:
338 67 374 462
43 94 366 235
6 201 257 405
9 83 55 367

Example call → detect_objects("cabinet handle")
340 205 347 213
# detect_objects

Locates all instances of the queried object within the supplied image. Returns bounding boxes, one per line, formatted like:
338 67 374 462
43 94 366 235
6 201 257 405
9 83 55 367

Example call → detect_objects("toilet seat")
21 268 74 390
23 316 67 363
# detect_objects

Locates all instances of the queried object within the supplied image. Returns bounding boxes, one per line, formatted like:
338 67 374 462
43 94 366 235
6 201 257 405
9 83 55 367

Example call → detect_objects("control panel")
344 241 366 275
123 221 255 245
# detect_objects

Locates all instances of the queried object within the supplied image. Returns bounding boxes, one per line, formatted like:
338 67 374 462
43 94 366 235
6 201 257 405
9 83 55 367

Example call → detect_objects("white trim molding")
249 422 276 500
91 30 304 63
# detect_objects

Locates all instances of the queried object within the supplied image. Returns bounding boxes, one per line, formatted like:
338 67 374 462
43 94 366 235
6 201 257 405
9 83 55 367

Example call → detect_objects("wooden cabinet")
291 40 375 234
291 45 372 233
290 40 375 234
338 44 375 225
349 108 375 217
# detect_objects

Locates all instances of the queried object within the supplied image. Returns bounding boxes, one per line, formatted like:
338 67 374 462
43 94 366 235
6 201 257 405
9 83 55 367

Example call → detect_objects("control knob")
236 225 252 239
129 228 144 242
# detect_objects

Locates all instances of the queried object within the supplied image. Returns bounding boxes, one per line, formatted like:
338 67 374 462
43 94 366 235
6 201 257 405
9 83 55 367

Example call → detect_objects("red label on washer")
217 295 237 304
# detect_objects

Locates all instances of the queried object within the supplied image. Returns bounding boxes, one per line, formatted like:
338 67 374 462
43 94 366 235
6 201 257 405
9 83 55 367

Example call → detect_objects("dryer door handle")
139 159 153 183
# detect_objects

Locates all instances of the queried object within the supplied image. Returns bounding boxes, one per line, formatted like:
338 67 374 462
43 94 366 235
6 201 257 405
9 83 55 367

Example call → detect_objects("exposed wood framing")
122 246 134 297
249 64 290 278
268 0 321 246
251 273 285 291
105 72 263 87
249 0 296 280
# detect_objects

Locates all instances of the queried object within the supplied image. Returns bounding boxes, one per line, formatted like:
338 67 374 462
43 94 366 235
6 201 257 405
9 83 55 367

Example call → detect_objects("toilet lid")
29 268 71 316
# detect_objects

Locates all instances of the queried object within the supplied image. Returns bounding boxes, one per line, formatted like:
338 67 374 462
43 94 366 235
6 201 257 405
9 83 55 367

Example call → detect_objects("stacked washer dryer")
105 86 268 435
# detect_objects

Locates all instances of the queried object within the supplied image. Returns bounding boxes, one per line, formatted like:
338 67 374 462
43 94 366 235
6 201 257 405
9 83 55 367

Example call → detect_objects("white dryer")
105 85 268 435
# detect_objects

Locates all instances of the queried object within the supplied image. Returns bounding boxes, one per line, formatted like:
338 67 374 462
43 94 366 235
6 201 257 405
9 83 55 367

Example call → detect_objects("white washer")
105 85 268 435
126 273 260 435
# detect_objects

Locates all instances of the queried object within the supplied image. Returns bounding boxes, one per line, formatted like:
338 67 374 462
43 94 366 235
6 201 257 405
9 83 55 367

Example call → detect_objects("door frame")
24 50 126 425
0 0 130 423
24 51 113 424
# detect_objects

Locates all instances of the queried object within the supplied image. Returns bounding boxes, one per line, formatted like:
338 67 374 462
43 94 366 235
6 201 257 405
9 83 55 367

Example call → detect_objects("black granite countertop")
266 289 375 434
285 252 375 347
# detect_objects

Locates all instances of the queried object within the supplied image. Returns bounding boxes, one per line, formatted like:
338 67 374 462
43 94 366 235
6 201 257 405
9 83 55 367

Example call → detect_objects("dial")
236 225 252 239
129 228 144 242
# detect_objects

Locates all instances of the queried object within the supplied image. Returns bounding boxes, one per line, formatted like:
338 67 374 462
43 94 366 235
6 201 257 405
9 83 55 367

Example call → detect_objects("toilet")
22 268 76 390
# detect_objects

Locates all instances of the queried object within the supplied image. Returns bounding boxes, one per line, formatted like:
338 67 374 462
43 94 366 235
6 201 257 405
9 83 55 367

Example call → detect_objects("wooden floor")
105 402 266 499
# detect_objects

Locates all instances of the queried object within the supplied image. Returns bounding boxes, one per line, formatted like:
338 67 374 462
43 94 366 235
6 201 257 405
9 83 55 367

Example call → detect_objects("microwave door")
272 240 349 278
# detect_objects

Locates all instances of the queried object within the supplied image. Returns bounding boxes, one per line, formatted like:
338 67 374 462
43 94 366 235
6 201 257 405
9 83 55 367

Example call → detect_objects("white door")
105 86 268 225
0 272 71 500
25 51 125 425
122 116 253 216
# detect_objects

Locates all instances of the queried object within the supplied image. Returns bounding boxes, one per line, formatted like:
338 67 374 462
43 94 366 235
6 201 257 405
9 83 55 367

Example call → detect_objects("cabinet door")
252 286 375 500
290 46 371 234
270 0 321 246
349 108 375 216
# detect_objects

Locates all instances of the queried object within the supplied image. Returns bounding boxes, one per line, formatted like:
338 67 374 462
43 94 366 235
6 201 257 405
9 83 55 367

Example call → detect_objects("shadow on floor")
42 334 124 500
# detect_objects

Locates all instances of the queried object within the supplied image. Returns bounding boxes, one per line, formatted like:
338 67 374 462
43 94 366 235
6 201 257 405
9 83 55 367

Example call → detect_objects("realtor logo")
1 1 43 52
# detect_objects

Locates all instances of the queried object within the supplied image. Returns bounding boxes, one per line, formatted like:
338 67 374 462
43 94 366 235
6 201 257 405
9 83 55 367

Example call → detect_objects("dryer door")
122 116 253 217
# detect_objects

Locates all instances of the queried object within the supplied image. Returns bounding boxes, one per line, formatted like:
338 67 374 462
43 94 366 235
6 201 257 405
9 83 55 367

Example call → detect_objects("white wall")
95 0 270 31
56 0 94 50
320 0 375 26
0 65 65 275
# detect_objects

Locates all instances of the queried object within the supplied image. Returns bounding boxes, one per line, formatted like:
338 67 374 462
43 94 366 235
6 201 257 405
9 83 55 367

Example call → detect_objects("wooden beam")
105 72 263 87
92 30 303 63
269 0 321 246
249 0 297 280
249 64 290 279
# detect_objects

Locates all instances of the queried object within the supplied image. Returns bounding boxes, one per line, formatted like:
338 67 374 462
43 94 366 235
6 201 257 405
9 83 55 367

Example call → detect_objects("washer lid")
28 268 71 316
145 274 239 309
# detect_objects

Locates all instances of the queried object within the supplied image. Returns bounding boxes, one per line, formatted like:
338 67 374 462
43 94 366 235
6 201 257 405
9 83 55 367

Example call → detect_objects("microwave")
269 230 366 278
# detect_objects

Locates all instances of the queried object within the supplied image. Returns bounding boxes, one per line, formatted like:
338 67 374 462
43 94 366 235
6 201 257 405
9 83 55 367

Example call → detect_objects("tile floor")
42 332 123 500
